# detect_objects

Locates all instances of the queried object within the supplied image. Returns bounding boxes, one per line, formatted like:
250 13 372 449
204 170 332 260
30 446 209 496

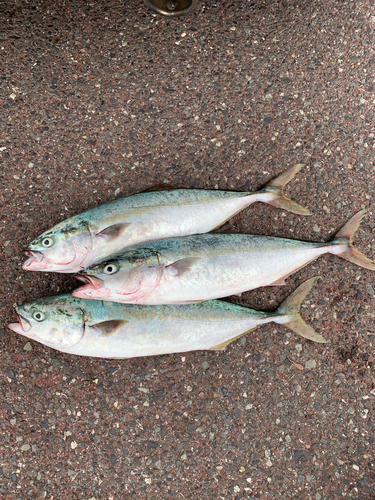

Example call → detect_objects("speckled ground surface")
1 0 375 498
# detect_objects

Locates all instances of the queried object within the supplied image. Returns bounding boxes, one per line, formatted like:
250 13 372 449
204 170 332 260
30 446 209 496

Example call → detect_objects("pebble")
305 359 317 369
23 342 32 351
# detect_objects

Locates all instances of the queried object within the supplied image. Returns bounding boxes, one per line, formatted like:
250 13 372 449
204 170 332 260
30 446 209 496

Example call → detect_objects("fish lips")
73 274 105 298
22 250 46 270
75 274 104 289
8 312 32 335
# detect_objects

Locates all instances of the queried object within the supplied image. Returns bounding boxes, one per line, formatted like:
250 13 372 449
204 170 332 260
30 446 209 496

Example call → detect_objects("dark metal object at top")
144 0 198 16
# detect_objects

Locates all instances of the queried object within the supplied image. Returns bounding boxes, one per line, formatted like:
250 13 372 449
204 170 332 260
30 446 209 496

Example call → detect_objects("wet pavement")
1 0 375 498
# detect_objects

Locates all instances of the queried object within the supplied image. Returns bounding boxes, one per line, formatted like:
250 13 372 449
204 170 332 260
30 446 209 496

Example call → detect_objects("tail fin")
264 163 312 216
329 209 375 270
275 277 328 343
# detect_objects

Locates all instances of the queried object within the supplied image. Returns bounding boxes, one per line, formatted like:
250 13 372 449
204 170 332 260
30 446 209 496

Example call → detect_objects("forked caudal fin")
263 163 312 216
275 277 328 343
329 209 375 270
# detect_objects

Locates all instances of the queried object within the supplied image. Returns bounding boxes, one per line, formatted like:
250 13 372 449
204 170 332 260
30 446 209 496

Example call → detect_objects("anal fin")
267 276 288 286
210 327 257 350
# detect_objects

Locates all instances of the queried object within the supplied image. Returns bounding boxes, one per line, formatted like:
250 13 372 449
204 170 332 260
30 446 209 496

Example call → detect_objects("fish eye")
42 237 53 248
103 263 118 275
33 311 45 322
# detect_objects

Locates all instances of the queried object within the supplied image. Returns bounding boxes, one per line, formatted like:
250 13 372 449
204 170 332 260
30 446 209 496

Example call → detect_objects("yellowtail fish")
23 164 310 273
8 278 326 358
73 210 375 304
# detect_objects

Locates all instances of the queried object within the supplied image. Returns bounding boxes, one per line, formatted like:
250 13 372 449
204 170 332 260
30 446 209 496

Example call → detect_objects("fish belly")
136 242 326 304
64 316 265 358
89 197 252 263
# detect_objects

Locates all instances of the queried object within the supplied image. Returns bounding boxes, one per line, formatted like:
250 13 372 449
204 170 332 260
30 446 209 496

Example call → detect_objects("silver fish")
8 278 326 358
22 164 310 273
73 210 375 304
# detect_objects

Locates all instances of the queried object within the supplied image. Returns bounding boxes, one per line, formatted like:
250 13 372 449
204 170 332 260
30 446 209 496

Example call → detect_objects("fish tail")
275 277 328 343
329 209 375 270
263 163 312 216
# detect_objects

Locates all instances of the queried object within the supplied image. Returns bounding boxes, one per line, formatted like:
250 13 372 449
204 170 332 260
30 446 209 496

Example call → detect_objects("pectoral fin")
166 257 201 276
96 223 131 241
90 319 129 337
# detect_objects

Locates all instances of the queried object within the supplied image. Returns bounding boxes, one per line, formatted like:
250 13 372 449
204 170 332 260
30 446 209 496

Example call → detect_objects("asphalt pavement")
0 0 374 498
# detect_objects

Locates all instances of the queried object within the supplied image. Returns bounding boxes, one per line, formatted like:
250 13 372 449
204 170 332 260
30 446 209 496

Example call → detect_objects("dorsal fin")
141 183 178 193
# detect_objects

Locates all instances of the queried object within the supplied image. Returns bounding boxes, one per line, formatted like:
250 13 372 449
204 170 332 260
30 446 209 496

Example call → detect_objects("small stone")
296 385 302 394
353 464 359 471
266 459 272 467
366 284 374 295
295 344 302 352
234 486 240 493
21 444 30 451
316 494 322 500
201 361 209 369
23 342 32 351
70 441 78 449
305 359 316 369
347 407 355 414
313 225 320 233
285 435 291 442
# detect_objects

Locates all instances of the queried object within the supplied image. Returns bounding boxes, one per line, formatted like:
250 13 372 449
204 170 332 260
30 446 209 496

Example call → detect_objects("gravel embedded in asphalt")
0 0 375 497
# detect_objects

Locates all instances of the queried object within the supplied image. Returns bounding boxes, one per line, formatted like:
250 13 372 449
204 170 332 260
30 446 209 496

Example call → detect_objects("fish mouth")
73 274 106 298
75 274 104 289
23 250 45 270
8 312 32 335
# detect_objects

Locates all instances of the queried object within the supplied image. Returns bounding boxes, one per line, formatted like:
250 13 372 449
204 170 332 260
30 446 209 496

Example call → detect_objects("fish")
22 164 310 273
72 209 375 305
8 277 327 358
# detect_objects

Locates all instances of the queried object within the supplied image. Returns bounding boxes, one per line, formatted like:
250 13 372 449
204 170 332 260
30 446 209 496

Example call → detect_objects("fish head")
8 295 86 349
23 219 93 273
73 250 162 301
